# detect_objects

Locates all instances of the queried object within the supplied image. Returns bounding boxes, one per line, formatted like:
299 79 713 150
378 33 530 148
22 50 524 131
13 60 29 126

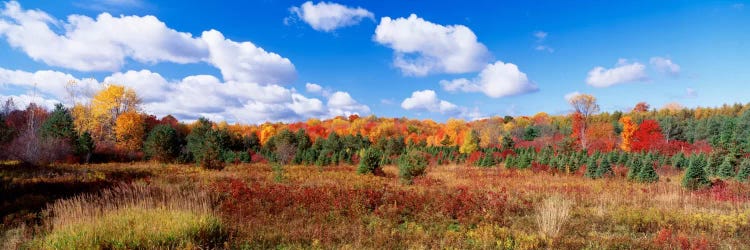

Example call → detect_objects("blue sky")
0 1 747 123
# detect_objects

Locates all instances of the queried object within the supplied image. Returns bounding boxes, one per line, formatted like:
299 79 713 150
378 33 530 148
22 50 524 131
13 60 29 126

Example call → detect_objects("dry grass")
28 182 226 249
536 195 573 239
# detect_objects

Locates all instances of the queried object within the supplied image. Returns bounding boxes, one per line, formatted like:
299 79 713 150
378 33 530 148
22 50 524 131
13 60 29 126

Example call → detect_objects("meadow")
2 160 749 249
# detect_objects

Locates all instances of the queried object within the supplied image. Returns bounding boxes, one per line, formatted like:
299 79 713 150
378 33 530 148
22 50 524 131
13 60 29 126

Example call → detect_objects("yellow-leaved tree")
114 111 145 153
619 116 637 152
91 84 141 142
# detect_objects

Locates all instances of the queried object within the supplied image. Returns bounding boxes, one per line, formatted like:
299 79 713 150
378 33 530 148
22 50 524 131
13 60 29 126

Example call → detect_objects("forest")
2 84 750 249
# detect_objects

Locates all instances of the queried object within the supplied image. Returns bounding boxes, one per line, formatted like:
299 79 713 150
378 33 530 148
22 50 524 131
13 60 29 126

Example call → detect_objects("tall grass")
29 182 227 249
536 195 572 239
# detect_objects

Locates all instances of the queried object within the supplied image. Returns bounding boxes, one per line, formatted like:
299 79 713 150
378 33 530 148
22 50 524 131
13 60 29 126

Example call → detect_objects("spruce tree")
717 155 736 179
682 156 711 190
736 158 750 182
597 156 613 177
585 156 598 179
627 155 642 181
638 159 659 183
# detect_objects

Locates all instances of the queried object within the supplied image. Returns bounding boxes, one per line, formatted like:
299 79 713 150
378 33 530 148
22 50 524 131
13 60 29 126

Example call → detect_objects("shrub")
357 147 382 175
398 150 428 184
143 125 179 162
638 160 659 183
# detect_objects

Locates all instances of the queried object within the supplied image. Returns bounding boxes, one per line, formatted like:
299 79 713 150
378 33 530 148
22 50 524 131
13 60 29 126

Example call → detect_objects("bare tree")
568 93 599 149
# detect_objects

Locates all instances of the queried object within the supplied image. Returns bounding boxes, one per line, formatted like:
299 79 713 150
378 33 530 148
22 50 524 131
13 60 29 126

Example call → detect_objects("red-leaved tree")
631 119 665 152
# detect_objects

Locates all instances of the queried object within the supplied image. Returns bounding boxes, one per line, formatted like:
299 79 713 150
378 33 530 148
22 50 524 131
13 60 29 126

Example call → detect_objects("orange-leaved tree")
619 116 637 152
114 111 145 153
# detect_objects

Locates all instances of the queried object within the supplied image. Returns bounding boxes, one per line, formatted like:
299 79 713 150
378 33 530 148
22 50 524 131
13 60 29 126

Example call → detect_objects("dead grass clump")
536 195 573 239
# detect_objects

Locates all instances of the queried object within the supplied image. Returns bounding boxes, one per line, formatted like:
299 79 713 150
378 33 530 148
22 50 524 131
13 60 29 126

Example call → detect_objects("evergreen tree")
736 158 750 182
596 156 613 177
357 147 382 175
627 155 642 181
585 156 598 179
638 159 659 183
186 118 225 170
501 134 515 150
682 156 711 190
144 125 179 162
717 155 736 179
76 131 95 163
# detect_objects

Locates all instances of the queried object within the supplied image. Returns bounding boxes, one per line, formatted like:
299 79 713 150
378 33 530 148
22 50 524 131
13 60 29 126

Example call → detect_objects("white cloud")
649 56 680 77
440 61 538 98
305 82 323 93
289 1 374 32
535 45 554 53
532 31 553 53
400 89 483 119
201 29 296 84
401 90 459 114
564 91 582 102
327 91 370 116
374 14 491 76
0 1 206 71
0 67 367 124
0 93 59 110
0 1 296 85
585 59 648 87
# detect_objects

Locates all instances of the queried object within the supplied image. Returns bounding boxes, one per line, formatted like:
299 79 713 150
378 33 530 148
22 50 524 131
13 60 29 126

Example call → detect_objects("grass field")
2 161 749 249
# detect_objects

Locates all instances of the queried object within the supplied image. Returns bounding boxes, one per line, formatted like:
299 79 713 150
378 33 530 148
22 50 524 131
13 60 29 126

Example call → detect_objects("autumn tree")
632 102 650 113
568 93 599 149
114 111 145 154
619 116 637 152
459 129 479 154
631 120 664 152
91 84 141 142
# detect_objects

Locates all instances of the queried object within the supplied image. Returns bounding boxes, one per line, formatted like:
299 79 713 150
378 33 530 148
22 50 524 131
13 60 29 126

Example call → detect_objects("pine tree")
682 156 711 190
597 156 613 177
736 158 750 182
627 155 642 181
638 159 659 183
585 156 598 179
717 155 736 179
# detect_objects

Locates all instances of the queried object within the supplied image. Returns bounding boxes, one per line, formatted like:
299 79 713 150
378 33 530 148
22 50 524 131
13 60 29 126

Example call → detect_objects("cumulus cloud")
401 90 459 114
288 1 374 32
0 67 368 124
327 91 370 117
374 14 491 76
649 56 680 77
0 1 296 85
201 29 296 84
585 59 648 87
440 61 538 98
305 82 323 93
400 89 483 119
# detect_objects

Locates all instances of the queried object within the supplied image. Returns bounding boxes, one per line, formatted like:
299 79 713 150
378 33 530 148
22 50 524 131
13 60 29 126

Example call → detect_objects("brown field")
2 161 750 249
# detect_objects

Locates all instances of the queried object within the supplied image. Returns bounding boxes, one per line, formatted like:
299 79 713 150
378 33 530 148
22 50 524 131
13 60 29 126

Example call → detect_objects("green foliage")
584 155 598 179
76 131 95 163
501 134 515 150
627 156 642 181
523 126 540 141
144 125 179 162
398 150 428 184
357 147 382 175
717 155 736 179
682 155 711 190
596 156 613 177
637 158 659 183
737 158 750 182
186 118 225 170
39 104 76 142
